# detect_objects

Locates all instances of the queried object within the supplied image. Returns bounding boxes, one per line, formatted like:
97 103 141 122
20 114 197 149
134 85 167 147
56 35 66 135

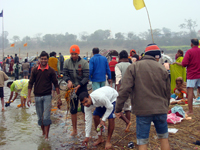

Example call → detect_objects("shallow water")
0 79 86 150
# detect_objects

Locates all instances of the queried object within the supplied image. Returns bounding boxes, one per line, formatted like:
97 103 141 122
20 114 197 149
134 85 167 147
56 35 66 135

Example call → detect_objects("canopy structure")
99 49 118 62
161 54 173 63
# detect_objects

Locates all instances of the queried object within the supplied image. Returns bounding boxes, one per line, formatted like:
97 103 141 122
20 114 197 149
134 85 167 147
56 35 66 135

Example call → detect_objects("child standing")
0 71 9 110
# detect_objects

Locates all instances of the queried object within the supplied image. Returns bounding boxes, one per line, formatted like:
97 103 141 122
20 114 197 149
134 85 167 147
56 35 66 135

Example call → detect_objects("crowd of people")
0 38 200 150
0 52 65 80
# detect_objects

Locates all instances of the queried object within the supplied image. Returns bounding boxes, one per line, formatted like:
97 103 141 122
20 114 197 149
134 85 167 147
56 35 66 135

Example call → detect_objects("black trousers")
70 84 87 114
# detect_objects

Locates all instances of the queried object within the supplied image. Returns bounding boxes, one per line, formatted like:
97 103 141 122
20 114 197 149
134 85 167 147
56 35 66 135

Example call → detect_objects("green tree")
162 27 171 37
0 31 9 48
43 34 56 48
80 32 89 41
12 35 20 42
88 29 111 41
115 32 124 40
179 19 197 37
127 32 139 40
22 36 31 43
35 33 42 41
56 34 65 46
65 32 77 41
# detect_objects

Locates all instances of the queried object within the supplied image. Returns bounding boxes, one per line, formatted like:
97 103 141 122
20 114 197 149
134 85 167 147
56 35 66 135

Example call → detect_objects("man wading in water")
63 45 89 136
27 51 62 140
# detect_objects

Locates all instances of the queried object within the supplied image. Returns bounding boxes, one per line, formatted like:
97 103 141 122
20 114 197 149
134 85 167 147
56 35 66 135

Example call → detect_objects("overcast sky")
1 0 200 40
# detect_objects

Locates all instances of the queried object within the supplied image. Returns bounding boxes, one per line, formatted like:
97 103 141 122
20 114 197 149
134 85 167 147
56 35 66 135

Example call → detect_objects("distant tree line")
0 19 198 53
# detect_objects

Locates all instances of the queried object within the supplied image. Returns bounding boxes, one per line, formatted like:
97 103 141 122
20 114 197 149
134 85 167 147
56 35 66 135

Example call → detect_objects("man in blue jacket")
89 48 112 91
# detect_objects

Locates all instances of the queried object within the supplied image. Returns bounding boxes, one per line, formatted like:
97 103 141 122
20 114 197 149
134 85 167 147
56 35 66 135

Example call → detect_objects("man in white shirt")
115 50 132 132
80 86 118 149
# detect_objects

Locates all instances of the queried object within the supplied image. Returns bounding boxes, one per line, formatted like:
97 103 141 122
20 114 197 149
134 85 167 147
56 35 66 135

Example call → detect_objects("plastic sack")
167 113 183 124
171 94 176 99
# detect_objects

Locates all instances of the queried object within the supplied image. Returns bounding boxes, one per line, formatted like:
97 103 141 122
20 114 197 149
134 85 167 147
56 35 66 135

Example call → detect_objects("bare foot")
125 122 132 132
70 130 77 136
93 138 104 146
105 141 112 149
45 137 49 141
2 108 4 111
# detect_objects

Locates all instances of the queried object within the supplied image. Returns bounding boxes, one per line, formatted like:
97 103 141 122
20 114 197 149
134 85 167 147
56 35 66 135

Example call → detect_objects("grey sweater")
63 57 89 86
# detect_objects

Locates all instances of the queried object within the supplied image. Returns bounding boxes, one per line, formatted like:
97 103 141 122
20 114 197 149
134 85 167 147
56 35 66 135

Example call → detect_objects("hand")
57 99 62 109
74 85 81 93
108 79 112 86
27 97 31 107
115 112 121 119
67 81 73 89
116 84 121 92
82 137 89 146
100 120 106 127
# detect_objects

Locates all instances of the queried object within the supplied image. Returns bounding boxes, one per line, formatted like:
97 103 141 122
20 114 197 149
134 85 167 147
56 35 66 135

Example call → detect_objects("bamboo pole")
2 13 4 60
19 48 20 61
145 5 154 43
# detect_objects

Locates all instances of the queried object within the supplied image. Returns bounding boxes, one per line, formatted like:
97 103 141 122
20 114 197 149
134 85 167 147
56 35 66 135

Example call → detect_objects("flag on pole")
0 10 3 17
10 43 15 47
24 43 27 47
199 40 200 48
133 0 145 10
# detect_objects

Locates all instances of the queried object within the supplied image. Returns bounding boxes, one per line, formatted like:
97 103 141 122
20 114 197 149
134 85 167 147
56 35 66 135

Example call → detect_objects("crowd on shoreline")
0 38 200 150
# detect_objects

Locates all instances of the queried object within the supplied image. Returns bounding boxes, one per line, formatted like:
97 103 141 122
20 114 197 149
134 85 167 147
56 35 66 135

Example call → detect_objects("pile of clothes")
167 106 191 124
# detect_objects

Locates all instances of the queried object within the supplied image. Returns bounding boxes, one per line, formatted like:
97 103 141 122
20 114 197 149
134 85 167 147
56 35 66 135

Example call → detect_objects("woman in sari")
170 50 186 93
9 56 14 75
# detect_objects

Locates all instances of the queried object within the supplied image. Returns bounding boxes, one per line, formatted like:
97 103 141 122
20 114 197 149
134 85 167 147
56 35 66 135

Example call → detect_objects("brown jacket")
115 55 171 116
0 71 9 87
28 66 59 96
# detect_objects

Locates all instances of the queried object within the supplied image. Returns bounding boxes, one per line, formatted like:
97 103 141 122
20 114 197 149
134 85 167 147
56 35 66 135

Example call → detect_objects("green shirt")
10 83 15 92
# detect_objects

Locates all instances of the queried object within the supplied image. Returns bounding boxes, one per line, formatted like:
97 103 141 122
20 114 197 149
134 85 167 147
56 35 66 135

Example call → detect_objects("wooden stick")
145 6 154 43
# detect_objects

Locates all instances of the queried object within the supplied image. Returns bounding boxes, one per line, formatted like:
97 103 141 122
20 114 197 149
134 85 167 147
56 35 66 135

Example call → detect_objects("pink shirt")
182 46 200 79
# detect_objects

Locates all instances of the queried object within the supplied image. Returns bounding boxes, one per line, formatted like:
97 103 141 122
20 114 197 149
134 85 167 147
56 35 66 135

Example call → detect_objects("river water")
0 80 86 150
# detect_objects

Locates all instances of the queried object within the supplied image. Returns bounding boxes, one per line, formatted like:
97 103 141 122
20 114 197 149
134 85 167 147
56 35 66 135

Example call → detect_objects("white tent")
160 54 173 63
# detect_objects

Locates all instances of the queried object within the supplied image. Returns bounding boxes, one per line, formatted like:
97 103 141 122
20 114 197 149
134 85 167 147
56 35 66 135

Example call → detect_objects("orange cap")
70 45 80 54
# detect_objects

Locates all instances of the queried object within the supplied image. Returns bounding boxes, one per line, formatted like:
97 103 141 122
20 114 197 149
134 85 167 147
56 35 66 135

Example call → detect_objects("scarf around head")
176 77 187 93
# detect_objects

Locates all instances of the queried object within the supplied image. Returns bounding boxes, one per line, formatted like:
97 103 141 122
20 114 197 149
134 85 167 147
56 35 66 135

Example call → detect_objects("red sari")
9 59 14 72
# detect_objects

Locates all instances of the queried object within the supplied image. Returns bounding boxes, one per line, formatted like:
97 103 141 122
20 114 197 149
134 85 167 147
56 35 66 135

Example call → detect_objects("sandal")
193 141 200 145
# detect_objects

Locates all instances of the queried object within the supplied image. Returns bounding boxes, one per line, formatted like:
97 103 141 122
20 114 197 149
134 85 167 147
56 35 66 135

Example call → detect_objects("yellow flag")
199 40 200 48
24 43 27 47
133 0 145 10
10 43 15 47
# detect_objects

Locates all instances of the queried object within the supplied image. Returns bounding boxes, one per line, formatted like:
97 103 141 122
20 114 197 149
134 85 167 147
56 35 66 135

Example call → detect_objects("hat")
145 43 161 58
112 57 116 60
70 45 80 54
130 49 136 56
